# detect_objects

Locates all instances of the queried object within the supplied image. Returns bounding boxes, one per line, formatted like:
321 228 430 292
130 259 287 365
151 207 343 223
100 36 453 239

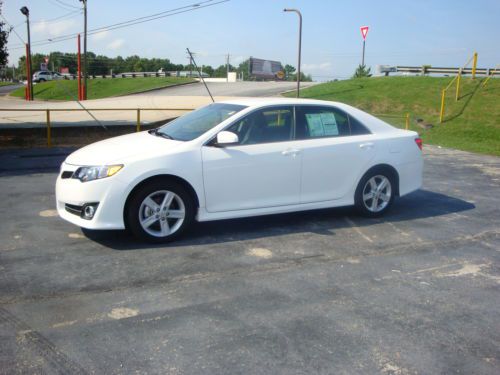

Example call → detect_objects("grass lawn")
0 82 16 87
285 76 500 156
10 77 195 101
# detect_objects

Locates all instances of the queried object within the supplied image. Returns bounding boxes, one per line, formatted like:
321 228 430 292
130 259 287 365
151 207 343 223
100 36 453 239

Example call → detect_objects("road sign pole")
362 40 365 66
77 34 82 101
360 26 369 67
284 8 302 98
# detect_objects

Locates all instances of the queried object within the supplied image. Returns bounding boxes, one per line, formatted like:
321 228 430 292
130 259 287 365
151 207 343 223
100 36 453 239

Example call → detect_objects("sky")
2 0 499 80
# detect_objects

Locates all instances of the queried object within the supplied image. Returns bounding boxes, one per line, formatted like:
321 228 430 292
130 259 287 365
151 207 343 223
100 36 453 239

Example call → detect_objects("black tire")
39 78 46 82
126 180 195 243
354 167 396 217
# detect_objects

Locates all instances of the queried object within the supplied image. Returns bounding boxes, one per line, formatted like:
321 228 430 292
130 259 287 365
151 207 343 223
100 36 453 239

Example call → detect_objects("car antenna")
186 48 214 103
53 77 108 130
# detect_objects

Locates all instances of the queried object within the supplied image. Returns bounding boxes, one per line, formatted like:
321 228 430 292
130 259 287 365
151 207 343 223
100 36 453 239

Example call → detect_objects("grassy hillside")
286 76 499 156
10 77 194 101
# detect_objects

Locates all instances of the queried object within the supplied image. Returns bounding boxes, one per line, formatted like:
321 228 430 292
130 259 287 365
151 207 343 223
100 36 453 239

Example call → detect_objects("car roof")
218 97 342 108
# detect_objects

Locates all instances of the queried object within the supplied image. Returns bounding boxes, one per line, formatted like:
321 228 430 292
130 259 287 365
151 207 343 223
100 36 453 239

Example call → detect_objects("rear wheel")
355 170 395 217
126 180 195 243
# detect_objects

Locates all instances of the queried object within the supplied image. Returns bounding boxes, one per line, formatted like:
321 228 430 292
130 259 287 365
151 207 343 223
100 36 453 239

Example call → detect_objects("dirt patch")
107 308 139 320
39 209 58 217
247 248 273 259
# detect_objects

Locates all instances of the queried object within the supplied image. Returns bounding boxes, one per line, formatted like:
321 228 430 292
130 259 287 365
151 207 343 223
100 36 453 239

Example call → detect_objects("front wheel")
126 180 195 243
355 171 395 217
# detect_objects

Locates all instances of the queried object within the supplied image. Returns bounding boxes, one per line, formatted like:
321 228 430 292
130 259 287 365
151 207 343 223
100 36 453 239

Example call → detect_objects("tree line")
10 51 311 81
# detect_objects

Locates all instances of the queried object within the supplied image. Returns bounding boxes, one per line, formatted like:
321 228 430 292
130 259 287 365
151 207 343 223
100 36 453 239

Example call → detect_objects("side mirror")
216 131 239 146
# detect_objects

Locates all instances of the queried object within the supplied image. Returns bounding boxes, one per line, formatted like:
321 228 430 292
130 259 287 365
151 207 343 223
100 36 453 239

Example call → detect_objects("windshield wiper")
149 128 174 140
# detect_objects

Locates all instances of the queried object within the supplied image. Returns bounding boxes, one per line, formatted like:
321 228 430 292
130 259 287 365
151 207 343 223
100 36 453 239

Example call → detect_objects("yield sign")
360 26 369 40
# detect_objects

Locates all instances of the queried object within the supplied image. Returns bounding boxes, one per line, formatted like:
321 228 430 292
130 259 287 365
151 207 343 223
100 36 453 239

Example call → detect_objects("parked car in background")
33 71 64 83
56 98 424 243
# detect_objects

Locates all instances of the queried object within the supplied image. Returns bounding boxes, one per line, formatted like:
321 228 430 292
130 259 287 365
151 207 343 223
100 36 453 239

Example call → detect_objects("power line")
49 0 81 11
88 0 216 34
55 0 81 9
1 14 26 44
31 9 83 25
9 0 229 50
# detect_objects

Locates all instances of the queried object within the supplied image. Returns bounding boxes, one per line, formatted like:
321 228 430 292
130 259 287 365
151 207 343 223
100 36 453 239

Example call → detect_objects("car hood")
65 131 183 166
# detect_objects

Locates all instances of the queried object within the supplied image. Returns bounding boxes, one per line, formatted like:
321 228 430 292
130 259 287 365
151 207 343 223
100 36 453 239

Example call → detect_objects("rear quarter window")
349 115 371 135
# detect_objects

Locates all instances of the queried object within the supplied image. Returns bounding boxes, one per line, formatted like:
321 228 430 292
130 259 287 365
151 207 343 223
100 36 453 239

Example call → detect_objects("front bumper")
56 162 128 230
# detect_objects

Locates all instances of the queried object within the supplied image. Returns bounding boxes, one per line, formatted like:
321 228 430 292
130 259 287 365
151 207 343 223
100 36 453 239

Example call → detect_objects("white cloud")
91 30 109 41
302 62 332 71
107 39 125 50
33 19 76 37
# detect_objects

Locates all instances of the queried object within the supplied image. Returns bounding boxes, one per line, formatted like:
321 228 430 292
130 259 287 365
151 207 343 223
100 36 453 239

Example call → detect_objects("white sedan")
56 98 423 242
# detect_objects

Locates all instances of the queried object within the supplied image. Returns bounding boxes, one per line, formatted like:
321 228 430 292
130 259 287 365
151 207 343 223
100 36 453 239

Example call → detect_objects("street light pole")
283 8 302 98
20 6 33 100
80 0 87 100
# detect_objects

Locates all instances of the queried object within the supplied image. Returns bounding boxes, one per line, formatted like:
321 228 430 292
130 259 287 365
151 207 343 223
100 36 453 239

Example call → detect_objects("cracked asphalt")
0 145 499 374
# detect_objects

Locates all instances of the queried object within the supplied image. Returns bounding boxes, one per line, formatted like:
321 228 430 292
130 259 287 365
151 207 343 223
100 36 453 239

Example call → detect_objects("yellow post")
136 109 141 132
455 70 461 101
439 89 446 123
46 109 51 147
471 52 478 79
405 113 410 130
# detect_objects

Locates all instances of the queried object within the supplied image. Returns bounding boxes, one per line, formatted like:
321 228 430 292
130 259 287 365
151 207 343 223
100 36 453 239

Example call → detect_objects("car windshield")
157 103 247 141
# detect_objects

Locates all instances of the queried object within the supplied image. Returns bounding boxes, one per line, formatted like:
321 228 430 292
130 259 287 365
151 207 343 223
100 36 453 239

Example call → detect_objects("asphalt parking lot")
0 145 499 374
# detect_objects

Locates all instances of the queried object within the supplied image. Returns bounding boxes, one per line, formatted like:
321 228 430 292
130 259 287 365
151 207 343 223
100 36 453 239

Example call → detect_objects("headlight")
72 165 123 182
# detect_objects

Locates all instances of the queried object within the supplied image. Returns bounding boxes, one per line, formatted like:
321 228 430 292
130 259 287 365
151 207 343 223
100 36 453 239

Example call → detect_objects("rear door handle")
282 148 300 156
359 142 374 149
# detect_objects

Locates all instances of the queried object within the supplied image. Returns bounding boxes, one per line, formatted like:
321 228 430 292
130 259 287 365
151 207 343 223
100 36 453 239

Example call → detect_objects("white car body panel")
55 98 423 230
202 140 302 212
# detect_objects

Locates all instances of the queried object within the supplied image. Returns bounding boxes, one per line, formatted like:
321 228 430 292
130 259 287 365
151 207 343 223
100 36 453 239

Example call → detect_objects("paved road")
0 145 499 374
0 84 22 96
134 81 316 97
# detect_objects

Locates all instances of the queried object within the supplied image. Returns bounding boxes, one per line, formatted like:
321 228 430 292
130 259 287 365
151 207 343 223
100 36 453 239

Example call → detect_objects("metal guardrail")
53 72 197 80
396 66 499 76
0 107 193 147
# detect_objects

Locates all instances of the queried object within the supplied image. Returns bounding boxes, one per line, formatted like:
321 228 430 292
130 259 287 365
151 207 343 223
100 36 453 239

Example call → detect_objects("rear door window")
296 106 350 139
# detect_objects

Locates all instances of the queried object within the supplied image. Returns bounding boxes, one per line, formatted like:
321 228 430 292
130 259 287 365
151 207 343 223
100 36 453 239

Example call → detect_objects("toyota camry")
56 98 423 242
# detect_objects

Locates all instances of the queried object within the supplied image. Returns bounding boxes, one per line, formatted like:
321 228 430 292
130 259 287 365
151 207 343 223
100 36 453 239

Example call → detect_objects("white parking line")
344 217 373 243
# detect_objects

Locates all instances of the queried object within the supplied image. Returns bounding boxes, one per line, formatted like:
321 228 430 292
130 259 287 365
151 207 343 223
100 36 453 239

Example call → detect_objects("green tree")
352 64 371 78
202 65 214 77
213 64 235 78
236 59 250 80
288 71 313 82
0 1 8 67
284 64 296 79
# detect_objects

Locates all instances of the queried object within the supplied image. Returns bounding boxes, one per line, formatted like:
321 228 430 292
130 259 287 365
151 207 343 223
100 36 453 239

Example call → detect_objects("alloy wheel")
138 190 185 237
362 175 392 213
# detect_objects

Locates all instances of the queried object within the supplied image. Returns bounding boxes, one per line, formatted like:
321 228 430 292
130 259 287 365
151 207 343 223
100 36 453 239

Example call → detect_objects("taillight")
415 138 423 151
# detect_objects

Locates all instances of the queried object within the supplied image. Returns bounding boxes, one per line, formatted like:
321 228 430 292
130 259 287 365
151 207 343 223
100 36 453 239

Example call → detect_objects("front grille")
61 171 73 179
65 203 83 216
